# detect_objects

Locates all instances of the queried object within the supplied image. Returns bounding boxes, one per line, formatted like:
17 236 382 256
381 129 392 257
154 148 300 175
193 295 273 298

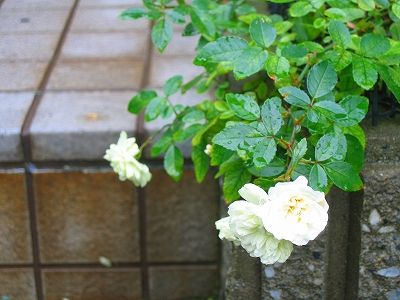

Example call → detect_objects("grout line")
18 1 81 299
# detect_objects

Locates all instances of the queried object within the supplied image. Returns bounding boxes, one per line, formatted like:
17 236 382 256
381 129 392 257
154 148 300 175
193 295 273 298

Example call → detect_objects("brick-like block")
35 171 140 263
1 0 74 10
79 0 143 7
149 265 219 300
0 269 36 300
0 33 59 60
60 32 148 60
0 9 69 33
42 269 141 300
70 8 149 32
148 55 202 88
0 171 32 263
160 32 199 56
146 170 219 262
0 62 48 91
30 91 136 161
0 92 34 161
261 235 326 300
47 60 144 90
359 164 400 299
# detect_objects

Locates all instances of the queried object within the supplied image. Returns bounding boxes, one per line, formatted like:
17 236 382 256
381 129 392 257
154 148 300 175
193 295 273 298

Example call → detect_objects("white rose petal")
215 217 239 245
261 176 329 246
104 131 151 187
238 183 269 205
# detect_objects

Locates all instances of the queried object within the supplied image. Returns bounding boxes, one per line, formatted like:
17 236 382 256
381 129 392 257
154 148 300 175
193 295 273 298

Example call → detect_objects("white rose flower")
215 217 239 245
104 131 151 187
261 176 329 246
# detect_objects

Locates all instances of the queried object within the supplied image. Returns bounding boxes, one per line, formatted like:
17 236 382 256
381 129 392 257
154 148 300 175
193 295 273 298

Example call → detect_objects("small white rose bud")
204 144 213 156
238 183 269 205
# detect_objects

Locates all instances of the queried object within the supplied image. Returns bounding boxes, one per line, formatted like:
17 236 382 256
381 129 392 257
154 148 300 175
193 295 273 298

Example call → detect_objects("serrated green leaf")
307 61 338 99
226 93 260 121
309 164 328 191
261 97 283 135
128 90 157 114
152 18 173 52
352 55 377 90
266 54 290 78
151 129 173 157
211 144 233 166
360 33 390 57
249 18 277 48
358 0 375 11
324 161 363 191
289 1 313 17
328 20 351 49
291 138 308 166
343 124 366 149
145 97 168 121
164 145 184 181
314 100 347 121
392 3 400 18
281 44 308 59
173 124 203 142
345 134 364 172
324 49 352 71
376 64 400 103
213 123 255 151
253 138 277 168
190 7 216 40
337 95 369 126
192 141 210 182
233 46 268 79
315 133 339 161
120 7 149 19
248 157 286 177
163 75 183 96
279 86 311 108
325 8 365 22
333 133 347 161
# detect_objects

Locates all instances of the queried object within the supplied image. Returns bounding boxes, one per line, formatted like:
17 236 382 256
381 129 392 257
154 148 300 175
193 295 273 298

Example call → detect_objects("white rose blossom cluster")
216 176 329 265
104 131 151 187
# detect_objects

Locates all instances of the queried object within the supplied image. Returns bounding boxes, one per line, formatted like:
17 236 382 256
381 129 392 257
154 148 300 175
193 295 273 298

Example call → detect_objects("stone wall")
222 118 400 300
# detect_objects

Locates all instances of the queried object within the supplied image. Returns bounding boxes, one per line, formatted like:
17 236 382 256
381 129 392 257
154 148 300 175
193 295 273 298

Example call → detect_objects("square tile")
60 32 148 60
149 265 219 300
0 92 34 161
30 91 136 160
42 269 141 300
148 55 202 88
70 8 149 32
0 171 32 263
0 10 69 33
0 62 48 91
0 269 36 300
35 171 140 263
146 170 219 262
1 0 74 10
47 60 144 90
0 34 59 61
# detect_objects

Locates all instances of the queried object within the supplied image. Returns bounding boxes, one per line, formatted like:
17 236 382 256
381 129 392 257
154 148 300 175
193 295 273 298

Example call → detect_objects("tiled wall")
0 0 220 299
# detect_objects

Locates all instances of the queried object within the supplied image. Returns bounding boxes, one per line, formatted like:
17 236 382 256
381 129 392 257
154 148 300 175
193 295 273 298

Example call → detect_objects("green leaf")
145 97 168 121
360 33 390 57
164 145 184 181
223 163 252 202
315 133 339 161
253 178 275 190
211 144 233 166
289 1 313 17
333 133 347 161
324 8 365 22
128 90 157 114
307 61 338 99
163 75 183 96
358 0 375 11
309 164 328 191
192 141 210 182
152 18 173 52
345 134 364 172
190 7 216 40
376 64 400 102
291 138 308 166
266 54 290 78
261 97 283 135
249 18 277 48
233 46 268 79
324 161 363 191
120 7 149 19
173 124 203 142
249 157 285 177
213 123 255 151
393 3 400 18
337 95 369 126
281 44 308 59
195 36 248 64
253 138 277 168
151 129 173 157
352 55 377 90
314 101 347 121
324 49 352 71
226 93 260 121
343 124 366 149
279 86 311 108
328 20 351 49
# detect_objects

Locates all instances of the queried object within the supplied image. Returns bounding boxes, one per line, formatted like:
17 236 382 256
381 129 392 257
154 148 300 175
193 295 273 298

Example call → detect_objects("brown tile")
60 32 148 60
0 171 32 263
47 60 144 90
146 170 219 262
148 55 202 88
35 171 140 263
0 62 48 91
0 269 36 300
149 265 219 300
0 33 59 61
0 10 69 33
70 8 149 32
1 0 74 10
42 269 141 300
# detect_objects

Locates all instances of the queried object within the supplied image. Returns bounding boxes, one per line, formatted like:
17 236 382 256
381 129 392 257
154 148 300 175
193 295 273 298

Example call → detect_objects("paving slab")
161 32 199 56
0 269 36 300
0 62 48 91
47 60 144 90
60 32 148 60
1 0 74 10
0 92 34 161
0 33 59 61
30 91 136 160
0 9 70 33
79 0 143 8
70 8 149 32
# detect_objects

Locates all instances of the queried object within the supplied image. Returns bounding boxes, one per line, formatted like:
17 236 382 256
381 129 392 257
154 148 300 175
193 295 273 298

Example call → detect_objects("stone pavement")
0 0 219 299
